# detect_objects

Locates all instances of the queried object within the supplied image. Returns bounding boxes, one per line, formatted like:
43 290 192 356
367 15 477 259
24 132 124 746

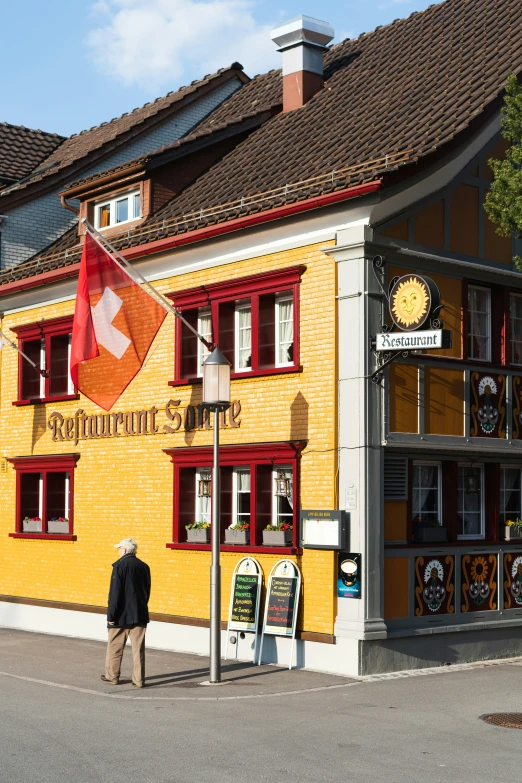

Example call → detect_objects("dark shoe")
132 681 144 688
100 675 119 685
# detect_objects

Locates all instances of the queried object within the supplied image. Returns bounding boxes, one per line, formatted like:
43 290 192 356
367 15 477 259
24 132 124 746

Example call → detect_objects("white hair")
119 538 137 555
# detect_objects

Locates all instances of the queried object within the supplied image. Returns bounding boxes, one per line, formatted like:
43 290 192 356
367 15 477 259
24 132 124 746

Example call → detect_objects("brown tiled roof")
2 0 522 287
61 78 280 194
0 63 247 201
0 122 64 184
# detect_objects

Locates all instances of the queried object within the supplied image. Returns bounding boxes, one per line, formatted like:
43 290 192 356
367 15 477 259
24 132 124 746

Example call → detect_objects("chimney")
271 15 334 112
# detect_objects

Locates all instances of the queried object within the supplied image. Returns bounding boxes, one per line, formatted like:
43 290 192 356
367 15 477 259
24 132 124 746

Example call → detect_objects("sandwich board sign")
258 559 301 670
225 557 262 662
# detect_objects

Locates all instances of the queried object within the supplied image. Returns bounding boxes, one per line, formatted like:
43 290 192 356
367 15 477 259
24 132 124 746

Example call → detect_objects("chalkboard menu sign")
230 573 260 632
265 577 297 636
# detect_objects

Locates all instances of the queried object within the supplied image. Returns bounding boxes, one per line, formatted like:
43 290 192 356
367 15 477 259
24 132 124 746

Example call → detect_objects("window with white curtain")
271 464 293 526
510 294 522 365
468 286 491 361
412 462 441 526
233 468 251 526
500 466 522 523
194 469 211 524
457 464 484 538
276 294 294 366
235 302 252 371
197 308 212 376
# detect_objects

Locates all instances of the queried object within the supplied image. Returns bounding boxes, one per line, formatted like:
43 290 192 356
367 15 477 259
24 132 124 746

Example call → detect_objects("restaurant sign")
48 399 242 445
371 265 452 382
376 329 450 351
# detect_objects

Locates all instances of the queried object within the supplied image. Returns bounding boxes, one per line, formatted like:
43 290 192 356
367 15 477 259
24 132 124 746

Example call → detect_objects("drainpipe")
60 195 79 215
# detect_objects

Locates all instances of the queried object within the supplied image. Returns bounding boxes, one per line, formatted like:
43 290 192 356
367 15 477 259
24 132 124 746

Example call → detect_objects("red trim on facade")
442 460 459 542
485 463 500 542
13 393 79 407
11 315 73 339
164 441 304 548
166 441 303 464
12 316 75 403
462 278 469 361
9 534 77 541
0 181 381 296
171 266 304 384
0 264 82 296
166 543 301 554
406 458 413 543
8 454 80 538
169 266 304 308
168 364 303 387
122 181 382 261
8 454 80 471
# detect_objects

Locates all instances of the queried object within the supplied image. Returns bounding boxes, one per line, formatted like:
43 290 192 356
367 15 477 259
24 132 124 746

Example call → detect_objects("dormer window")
95 190 141 229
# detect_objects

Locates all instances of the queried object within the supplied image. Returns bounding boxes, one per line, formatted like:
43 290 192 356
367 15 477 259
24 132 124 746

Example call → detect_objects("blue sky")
2 0 443 137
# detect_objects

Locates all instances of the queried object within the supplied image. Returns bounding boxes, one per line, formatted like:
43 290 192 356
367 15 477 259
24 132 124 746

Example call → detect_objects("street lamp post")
202 347 231 684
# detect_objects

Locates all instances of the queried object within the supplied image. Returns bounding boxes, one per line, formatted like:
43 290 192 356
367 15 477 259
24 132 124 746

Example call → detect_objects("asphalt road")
1 629 521 782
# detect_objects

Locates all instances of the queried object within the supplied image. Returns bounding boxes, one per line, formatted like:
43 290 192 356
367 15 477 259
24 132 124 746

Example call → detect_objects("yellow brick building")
0 239 340 664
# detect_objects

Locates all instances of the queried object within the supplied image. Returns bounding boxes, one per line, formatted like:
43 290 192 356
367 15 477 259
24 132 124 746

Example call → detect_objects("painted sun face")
391 276 430 329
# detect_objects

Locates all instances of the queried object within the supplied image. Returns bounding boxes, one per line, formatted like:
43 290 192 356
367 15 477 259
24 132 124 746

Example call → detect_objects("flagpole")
81 219 213 351
0 328 49 377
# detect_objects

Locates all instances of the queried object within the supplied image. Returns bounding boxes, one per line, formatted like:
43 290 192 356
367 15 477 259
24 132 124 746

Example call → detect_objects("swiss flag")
70 233 167 411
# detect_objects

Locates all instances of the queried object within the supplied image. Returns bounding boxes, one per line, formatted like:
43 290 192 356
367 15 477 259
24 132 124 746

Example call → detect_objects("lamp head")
202 347 231 407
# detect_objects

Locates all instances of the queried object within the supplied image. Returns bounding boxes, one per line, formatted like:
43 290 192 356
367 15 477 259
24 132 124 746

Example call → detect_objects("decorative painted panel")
470 372 506 437
503 552 522 609
414 556 455 616
461 553 497 612
512 377 522 439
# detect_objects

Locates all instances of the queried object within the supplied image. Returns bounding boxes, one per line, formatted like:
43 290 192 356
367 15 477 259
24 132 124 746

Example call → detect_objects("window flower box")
186 528 211 544
47 518 69 534
22 517 42 533
225 528 250 545
262 528 293 547
505 523 522 541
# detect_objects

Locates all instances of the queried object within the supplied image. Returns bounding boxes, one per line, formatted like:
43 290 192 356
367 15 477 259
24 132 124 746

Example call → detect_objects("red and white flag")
70 232 167 411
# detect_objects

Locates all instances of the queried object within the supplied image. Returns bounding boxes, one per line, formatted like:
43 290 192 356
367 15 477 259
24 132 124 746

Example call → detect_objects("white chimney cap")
271 15 334 51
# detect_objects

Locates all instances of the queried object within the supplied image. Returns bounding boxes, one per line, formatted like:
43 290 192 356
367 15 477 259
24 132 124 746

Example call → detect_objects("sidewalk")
0 628 356 700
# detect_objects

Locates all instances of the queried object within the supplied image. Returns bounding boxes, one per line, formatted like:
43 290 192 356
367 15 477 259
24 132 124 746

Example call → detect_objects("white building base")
0 600 360 678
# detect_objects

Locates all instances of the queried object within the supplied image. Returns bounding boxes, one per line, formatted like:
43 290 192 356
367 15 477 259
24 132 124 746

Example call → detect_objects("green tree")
484 74 522 268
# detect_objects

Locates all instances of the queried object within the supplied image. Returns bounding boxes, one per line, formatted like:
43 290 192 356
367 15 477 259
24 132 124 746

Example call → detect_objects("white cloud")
86 0 280 91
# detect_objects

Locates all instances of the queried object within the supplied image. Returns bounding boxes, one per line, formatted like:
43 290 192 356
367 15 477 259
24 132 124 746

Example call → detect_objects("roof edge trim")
0 180 380 296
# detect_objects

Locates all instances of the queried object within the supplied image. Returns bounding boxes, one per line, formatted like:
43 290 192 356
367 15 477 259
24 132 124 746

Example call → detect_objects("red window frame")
168 266 304 385
11 315 78 405
505 287 522 368
8 454 80 540
164 441 304 553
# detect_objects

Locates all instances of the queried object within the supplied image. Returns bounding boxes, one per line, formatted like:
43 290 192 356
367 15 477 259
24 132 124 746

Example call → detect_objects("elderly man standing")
101 538 151 688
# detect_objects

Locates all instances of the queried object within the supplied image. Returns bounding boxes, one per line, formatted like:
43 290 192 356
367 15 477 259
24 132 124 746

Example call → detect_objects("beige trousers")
105 624 146 687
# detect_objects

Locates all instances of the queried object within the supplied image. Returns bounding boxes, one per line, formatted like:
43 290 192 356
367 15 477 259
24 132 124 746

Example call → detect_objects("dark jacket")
107 554 151 627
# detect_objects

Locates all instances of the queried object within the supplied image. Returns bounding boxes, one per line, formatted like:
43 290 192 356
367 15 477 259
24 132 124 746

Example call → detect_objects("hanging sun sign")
374 273 452 352
389 275 436 331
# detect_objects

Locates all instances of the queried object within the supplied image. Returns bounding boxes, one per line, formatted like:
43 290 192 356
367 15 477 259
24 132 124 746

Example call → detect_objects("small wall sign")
337 553 361 599
345 486 357 510
300 509 348 550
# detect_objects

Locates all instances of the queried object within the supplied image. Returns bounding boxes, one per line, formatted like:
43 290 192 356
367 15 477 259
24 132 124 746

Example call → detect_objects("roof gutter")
0 180 381 296
122 180 382 261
